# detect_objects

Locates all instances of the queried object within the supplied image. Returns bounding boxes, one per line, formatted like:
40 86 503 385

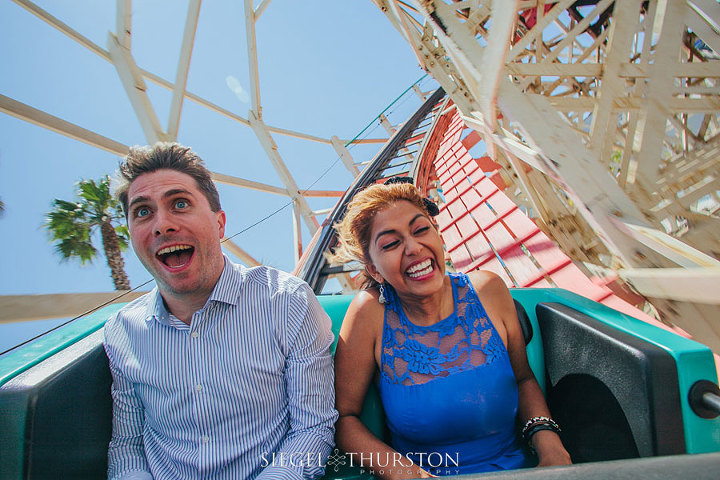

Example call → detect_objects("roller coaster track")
365 0 720 354
1 1 720 357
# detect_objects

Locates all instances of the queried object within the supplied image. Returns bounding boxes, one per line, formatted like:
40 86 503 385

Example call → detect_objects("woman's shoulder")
343 288 385 329
465 270 508 297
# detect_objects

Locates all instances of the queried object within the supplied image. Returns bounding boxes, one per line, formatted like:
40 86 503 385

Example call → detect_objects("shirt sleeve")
104 319 152 480
257 284 338 480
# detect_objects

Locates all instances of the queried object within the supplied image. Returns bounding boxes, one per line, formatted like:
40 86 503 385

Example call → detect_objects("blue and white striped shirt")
104 256 337 480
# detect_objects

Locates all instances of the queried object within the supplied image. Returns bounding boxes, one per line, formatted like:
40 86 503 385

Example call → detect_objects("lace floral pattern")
381 273 507 386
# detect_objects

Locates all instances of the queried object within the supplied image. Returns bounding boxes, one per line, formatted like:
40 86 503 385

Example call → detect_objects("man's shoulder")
104 291 156 335
242 265 309 296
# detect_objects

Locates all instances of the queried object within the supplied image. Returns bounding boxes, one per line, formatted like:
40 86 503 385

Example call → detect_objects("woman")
332 182 571 479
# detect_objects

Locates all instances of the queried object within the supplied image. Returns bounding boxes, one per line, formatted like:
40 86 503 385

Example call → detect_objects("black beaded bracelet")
521 416 561 449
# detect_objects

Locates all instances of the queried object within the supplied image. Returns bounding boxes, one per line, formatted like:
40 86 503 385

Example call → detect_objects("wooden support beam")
244 0 262 118
331 135 360 176
634 2 686 189
0 94 129 156
248 110 319 233
292 200 303 266
12 0 111 60
107 32 169 144
0 292 147 324
167 0 202 139
610 217 720 268
210 172 289 196
254 0 272 20
116 0 132 50
221 237 261 267
618 267 720 304
587 0 642 166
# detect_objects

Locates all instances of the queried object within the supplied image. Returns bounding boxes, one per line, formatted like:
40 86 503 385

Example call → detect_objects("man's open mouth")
156 244 194 268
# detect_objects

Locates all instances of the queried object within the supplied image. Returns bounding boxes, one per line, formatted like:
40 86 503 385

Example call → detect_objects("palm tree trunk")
100 220 131 290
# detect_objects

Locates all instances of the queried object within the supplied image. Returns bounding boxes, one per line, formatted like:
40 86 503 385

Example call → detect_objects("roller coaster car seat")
536 302 685 462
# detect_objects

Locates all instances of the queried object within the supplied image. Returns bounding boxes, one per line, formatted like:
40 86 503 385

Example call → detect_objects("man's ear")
365 263 384 285
216 210 226 238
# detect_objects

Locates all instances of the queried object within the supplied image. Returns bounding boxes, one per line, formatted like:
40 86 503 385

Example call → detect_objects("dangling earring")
378 283 386 304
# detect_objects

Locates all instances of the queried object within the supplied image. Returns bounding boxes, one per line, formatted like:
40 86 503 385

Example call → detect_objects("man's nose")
153 210 178 236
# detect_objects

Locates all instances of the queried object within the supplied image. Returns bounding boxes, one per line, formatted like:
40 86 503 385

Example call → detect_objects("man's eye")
175 199 189 209
136 207 150 218
381 241 399 251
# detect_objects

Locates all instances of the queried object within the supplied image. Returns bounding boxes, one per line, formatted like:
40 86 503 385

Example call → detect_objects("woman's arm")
470 272 572 467
335 291 433 480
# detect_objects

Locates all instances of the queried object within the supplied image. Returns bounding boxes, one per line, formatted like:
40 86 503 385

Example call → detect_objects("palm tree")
46 175 131 290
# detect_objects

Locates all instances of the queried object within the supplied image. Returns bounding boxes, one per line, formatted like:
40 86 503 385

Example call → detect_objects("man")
103 142 337 480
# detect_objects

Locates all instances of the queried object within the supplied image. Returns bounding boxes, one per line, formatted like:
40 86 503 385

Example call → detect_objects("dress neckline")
388 273 461 331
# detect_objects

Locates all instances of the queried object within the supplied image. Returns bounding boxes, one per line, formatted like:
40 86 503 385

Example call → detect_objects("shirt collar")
207 255 243 306
145 255 243 324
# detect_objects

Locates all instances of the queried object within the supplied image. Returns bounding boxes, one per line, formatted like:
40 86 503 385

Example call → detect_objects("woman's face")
366 200 445 299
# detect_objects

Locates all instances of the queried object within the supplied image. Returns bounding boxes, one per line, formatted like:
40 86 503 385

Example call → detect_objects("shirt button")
191 331 199 338
202 435 209 444
195 384 203 392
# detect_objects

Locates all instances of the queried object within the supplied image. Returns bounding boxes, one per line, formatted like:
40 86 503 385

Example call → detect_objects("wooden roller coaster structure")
1 1 720 358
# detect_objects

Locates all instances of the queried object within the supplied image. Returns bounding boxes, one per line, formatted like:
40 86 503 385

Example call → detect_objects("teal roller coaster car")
1 288 719 479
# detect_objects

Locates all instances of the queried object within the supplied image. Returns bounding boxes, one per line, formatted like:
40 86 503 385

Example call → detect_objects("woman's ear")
366 263 384 285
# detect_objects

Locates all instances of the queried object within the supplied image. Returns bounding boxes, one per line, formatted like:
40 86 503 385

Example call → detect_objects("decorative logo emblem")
325 449 347 472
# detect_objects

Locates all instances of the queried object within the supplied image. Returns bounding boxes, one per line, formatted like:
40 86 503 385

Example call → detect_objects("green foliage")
45 176 128 265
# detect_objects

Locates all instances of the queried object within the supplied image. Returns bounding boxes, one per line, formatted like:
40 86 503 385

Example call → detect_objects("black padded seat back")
0 331 112 479
514 299 533 345
536 302 685 463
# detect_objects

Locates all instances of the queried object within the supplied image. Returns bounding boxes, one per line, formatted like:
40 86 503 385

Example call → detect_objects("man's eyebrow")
127 189 192 211
374 214 426 243
128 195 149 211
163 188 192 199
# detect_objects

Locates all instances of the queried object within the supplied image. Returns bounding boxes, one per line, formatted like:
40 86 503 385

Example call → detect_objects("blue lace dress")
378 273 532 475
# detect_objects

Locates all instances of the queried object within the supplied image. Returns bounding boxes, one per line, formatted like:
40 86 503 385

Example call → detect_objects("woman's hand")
531 430 572 467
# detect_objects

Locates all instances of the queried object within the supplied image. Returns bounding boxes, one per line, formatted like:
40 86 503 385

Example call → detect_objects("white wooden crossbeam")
587 0 642 165
508 0 574 61
497 75 653 267
12 0 111 60
244 0 262 118
0 292 147 324
618 267 720 305
254 0 273 20
107 32 169 144
248 111 319 233
633 2 687 190
331 136 360 176
221 237 261 267
116 0 132 50
167 0 202 140
0 94 129 156
292 200 303 266
610 217 720 268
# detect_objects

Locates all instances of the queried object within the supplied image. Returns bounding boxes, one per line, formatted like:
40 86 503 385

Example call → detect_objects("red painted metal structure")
415 103 685 336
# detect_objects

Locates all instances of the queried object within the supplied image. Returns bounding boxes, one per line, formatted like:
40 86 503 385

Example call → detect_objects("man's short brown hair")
115 142 221 215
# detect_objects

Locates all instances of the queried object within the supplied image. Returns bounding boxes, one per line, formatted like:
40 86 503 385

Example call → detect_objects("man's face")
126 169 226 299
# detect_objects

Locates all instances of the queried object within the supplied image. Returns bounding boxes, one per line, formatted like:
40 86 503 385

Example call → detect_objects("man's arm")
104 325 152 480
257 284 338 480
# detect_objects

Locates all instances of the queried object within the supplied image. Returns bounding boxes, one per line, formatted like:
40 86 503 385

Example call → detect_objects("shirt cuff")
256 465 305 480
114 471 153 480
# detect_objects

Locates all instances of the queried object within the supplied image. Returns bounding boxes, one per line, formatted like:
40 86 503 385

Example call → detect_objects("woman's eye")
175 199 189 209
414 226 430 235
381 240 400 250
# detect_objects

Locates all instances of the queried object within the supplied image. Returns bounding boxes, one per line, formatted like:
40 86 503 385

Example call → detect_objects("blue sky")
0 1 435 351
